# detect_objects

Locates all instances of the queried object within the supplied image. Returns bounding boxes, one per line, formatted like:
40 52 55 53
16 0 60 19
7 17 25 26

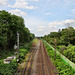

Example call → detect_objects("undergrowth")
45 43 75 75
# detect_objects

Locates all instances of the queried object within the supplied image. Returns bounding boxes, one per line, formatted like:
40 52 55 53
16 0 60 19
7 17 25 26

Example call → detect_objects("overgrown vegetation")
0 59 17 75
0 10 35 51
42 27 75 63
0 10 35 75
57 45 75 63
19 41 33 63
45 44 75 75
0 40 33 75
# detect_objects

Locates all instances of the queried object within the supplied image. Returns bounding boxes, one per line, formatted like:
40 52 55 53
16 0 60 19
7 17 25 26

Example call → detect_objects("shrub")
45 43 75 75
0 59 17 75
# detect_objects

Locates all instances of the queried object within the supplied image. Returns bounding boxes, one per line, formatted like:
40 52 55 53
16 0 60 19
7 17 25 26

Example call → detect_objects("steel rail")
22 45 37 75
28 48 34 75
43 43 51 75
40 41 45 75
22 47 33 75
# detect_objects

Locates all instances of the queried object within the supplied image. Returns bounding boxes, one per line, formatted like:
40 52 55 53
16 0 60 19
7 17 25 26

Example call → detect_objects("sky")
0 0 75 36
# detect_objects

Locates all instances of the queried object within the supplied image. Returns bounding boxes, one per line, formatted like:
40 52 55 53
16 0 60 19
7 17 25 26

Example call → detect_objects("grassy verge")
0 50 17 75
44 43 75 75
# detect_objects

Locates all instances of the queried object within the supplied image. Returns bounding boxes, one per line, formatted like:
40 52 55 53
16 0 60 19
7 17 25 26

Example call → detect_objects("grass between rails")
33 38 38 45
44 43 75 75
0 40 34 75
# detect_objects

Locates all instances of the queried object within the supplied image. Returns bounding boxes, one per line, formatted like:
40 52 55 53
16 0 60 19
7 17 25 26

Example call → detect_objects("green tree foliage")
43 27 75 63
43 27 75 46
60 27 75 45
0 10 35 50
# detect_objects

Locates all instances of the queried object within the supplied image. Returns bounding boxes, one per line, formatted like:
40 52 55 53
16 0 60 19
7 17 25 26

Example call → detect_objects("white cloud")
0 0 8 6
44 28 58 36
37 29 43 32
38 26 45 29
45 12 52 15
71 9 75 14
8 0 38 9
49 19 75 28
64 0 75 6
29 28 33 31
8 9 27 16
30 0 39 1
71 9 75 12
37 26 45 32
0 9 2 10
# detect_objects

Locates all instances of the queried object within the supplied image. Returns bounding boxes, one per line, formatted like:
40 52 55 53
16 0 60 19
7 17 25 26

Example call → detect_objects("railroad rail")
40 41 52 75
17 40 58 75
22 45 37 75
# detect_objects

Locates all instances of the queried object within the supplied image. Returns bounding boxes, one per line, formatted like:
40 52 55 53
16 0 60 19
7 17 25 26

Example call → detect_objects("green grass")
45 44 75 75
33 38 38 44
0 59 17 75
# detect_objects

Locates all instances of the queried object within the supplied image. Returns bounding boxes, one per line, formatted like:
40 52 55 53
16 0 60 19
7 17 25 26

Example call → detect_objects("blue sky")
0 0 75 36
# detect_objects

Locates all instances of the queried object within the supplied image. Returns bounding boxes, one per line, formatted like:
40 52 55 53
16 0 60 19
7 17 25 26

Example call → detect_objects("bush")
0 60 17 75
63 45 75 63
19 49 28 62
45 43 75 75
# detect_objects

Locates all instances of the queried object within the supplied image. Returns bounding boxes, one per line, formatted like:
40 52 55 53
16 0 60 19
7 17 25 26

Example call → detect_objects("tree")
0 10 35 50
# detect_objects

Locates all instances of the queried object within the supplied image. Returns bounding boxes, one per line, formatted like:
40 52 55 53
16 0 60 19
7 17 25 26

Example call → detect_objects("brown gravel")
31 40 58 75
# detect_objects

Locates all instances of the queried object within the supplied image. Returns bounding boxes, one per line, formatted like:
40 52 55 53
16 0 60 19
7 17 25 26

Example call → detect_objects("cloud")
37 26 45 32
71 9 75 14
0 0 8 6
64 0 75 6
8 9 27 16
37 29 43 32
0 9 2 10
29 28 33 31
49 19 75 28
8 0 38 9
41 28 58 36
38 26 45 29
71 9 75 12
30 0 39 1
45 12 52 15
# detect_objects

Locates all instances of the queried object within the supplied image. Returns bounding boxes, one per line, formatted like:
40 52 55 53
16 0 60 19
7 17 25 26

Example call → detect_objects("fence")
42 40 75 70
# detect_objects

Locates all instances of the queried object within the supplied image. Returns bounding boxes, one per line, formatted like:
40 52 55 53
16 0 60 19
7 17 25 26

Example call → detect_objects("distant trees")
0 10 35 50
43 27 75 46
60 27 75 45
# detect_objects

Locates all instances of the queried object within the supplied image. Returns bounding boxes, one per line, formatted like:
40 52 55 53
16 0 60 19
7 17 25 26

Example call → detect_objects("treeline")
43 27 75 46
42 27 75 63
0 10 35 50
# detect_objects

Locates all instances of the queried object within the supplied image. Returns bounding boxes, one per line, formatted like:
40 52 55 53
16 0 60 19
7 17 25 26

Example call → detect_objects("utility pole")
17 31 19 62
58 29 61 39
28 35 30 42
54 38 56 60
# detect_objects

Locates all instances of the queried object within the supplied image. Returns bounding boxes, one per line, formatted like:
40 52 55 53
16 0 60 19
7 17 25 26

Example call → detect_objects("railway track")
40 41 52 75
22 40 58 75
22 45 37 75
